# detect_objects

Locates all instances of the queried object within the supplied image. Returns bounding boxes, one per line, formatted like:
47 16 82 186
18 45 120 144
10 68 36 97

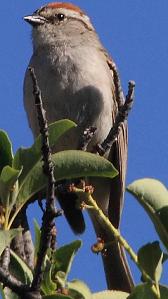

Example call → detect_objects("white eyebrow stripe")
55 8 94 30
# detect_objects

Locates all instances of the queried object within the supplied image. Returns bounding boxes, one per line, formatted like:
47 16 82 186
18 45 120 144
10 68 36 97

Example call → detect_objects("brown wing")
106 55 128 229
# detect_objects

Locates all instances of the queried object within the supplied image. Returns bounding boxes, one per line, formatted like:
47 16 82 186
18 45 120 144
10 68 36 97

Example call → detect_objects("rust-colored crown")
46 2 85 15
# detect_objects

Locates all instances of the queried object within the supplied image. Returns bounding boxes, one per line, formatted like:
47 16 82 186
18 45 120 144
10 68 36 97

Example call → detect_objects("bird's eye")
57 13 65 21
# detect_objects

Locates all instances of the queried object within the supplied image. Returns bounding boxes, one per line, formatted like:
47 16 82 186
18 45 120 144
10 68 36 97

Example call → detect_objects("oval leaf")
43 295 73 299
10 249 33 284
33 219 41 260
15 150 118 215
0 229 22 256
3 288 18 299
127 178 168 250
0 166 22 207
68 280 91 299
0 130 13 173
138 241 163 283
41 260 57 296
13 120 76 183
128 284 168 299
0 284 6 299
127 179 168 210
53 150 118 181
52 240 82 279
92 290 129 299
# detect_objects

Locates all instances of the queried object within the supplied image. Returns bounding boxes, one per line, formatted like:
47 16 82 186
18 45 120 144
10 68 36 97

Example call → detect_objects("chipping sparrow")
24 2 133 292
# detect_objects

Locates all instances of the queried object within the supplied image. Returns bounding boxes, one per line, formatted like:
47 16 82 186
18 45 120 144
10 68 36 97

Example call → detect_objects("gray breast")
24 44 113 145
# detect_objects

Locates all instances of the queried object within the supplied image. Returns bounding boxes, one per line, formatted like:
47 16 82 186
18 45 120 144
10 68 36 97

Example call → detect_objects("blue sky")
1 0 168 294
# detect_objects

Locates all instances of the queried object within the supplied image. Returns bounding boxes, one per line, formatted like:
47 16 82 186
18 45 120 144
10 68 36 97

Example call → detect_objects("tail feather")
57 190 85 234
91 216 134 292
102 240 134 292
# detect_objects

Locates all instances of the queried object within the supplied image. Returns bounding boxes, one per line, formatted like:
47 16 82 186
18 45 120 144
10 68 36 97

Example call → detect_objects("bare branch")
28 67 58 293
22 213 35 270
1 247 10 272
107 59 124 109
96 81 135 156
0 266 28 297
78 126 97 151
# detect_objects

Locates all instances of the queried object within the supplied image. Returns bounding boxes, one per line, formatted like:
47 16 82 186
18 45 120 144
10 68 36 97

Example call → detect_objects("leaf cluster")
0 121 168 298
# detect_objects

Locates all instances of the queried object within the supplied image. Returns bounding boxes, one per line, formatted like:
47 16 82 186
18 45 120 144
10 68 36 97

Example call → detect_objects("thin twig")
11 210 26 263
28 67 58 292
23 230 34 271
108 59 124 109
1 247 10 272
50 224 57 251
78 126 97 151
72 186 160 299
0 266 28 296
9 180 34 271
96 81 135 156
0 224 34 297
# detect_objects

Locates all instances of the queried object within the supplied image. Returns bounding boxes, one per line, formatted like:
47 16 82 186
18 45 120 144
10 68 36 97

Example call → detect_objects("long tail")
102 235 134 291
91 215 134 292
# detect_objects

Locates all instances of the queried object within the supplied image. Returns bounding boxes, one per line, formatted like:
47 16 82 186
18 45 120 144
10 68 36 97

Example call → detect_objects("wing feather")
105 55 128 228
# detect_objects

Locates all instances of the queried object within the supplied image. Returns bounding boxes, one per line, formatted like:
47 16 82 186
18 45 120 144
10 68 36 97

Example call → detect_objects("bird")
23 2 133 292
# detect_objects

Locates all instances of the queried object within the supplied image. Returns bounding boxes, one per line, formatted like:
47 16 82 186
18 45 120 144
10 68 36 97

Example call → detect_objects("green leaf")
0 166 22 207
138 241 164 283
127 178 168 250
3 288 19 299
92 290 129 299
33 219 41 260
9 249 33 284
41 260 57 295
43 295 73 299
0 229 22 256
127 179 168 210
68 280 91 299
55 271 67 289
127 284 168 299
13 120 76 184
52 241 82 279
34 220 57 296
0 284 6 299
52 150 118 181
16 150 117 211
0 130 13 173
127 284 155 299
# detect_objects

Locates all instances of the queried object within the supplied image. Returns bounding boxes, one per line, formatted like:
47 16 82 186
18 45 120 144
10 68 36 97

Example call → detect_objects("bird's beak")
24 15 47 26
